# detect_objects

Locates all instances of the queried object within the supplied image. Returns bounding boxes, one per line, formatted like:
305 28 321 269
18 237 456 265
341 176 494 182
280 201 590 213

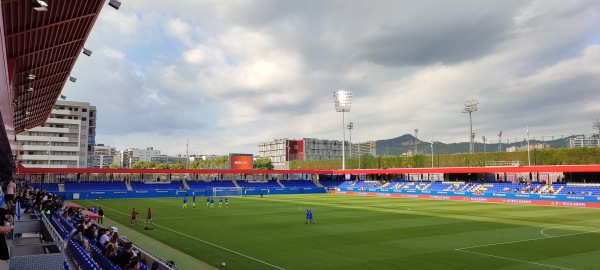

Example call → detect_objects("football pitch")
80 194 600 270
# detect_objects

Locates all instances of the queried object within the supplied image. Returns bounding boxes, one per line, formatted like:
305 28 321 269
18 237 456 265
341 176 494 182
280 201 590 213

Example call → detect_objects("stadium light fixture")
108 0 121 10
27 73 36 81
26 86 34 92
83 48 93 56
334 90 352 170
462 100 478 153
69 76 77 83
32 0 48 11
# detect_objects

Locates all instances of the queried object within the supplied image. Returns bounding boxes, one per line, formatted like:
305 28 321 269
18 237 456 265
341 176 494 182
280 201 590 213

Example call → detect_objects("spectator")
71 224 89 251
84 224 98 246
114 242 134 268
124 256 141 270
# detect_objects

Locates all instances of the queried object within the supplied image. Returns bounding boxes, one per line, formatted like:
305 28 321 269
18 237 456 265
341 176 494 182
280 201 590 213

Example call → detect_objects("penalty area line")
152 223 285 270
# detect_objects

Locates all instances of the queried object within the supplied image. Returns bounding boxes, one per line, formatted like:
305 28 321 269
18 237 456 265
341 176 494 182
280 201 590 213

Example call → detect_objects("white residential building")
120 147 161 168
569 135 600 148
94 144 117 168
16 100 96 168
258 138 377 165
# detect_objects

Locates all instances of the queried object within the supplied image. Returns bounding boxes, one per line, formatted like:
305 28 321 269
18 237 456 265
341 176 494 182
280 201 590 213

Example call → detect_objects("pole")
358 141 361 169
431 136 434 168
342 111 346 170
186 139 189 169
527 126 531 166
414 129 419 155
469 112 473 153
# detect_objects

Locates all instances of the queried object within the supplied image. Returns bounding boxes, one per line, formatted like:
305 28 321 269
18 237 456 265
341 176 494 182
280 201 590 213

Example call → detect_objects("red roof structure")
3 0 106 133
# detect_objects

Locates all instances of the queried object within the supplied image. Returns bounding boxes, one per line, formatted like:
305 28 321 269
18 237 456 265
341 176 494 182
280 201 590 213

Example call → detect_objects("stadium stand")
236 181 281 188
187 180 237 189
130 180 185 190
64 181 126 191
318 179 345 189
280 180 319 188
29 182 59 192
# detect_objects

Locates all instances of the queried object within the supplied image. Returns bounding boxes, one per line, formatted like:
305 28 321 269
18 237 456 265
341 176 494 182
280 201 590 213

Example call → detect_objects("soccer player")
183 196 188 209
192 195 196 209
206 197 210 207
305 209 310 224
309 209 316 224
145 208 152 224
131 208 138 225
210 198 215 208
225 197 229 208
219 197 223 208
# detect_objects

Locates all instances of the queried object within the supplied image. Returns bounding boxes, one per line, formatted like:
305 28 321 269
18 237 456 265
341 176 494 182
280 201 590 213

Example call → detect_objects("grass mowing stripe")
456 249 574 270
93 201 286 270
151 223 286 270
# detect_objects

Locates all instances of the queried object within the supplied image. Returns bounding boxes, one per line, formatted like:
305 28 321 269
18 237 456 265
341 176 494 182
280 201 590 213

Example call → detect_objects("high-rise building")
94 144 117 168
15 100 96 168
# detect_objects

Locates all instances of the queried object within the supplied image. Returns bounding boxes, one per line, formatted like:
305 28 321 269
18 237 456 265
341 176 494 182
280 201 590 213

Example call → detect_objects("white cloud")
64 0 600 156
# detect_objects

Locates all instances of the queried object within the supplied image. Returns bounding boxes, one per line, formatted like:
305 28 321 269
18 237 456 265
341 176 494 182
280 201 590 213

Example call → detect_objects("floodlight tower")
334 90 352 170
498 131 502 152
414 129 419 155
482 136 487 153
462 100 478 153
594 119 600 145
347 122 354 158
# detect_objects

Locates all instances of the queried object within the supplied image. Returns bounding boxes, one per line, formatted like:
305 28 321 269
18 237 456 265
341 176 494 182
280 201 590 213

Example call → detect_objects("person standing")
145 208 152 224
98 207 104 224
182 196 188 209
5 178 16 211
192 195 196 209
131 208 138 225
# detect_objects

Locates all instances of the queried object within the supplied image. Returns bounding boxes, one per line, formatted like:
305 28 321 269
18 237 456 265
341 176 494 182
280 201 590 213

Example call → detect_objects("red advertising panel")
229 154 253 170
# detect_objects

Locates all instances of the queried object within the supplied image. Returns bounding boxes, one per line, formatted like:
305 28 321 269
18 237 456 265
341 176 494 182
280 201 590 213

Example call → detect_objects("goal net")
212 187 243 197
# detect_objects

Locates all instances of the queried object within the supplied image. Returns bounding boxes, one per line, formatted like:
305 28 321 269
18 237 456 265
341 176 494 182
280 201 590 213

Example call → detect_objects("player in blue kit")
219 197 223 208
210 198 215 208
206 197 210 207
182 196 188 209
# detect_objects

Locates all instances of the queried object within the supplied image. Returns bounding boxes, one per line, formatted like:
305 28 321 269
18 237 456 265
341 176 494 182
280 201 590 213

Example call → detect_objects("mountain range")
375 134 581 156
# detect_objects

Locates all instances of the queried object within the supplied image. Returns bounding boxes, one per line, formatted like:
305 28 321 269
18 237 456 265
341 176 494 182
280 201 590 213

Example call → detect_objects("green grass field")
79 194 600 270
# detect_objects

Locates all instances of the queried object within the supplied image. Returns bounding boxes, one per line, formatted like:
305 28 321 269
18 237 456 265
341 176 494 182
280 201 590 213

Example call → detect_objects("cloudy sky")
62 0 600 156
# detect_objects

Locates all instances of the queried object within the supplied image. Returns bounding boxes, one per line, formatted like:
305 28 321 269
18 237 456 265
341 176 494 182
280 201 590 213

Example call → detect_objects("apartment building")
94 144 117 168
16 100 96 168
119 147 161 168
258 138 377 166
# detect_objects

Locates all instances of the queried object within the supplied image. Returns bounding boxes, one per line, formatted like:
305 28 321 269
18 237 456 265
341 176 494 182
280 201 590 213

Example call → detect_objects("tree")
109 162 121 168
253 158 274 170
131 161 156 169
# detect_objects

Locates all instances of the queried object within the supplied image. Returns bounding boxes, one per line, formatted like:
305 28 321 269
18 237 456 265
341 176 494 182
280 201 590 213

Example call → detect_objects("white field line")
94 203 286 270
456 229 600 250
456 249 573 270
455 229 600 269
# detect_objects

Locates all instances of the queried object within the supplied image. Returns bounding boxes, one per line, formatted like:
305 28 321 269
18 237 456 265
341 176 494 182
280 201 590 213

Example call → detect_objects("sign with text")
229 153 253 170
